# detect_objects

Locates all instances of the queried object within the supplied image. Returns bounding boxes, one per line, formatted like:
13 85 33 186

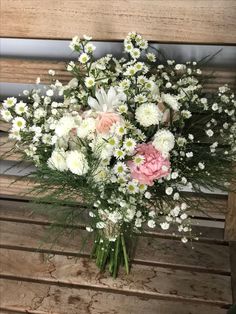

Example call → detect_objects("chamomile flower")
124 66 137 76
124 42 134 53
118 104 128 114
114 149 126 160
134 94 147 104
15 101 28 115
3 97 17 108
9 128 21 141
134 62 144 71
127 181 139 194
119 79 131 90
139 183 147 193
79 53 90 64
84 42 96 53
12 117 26 130
0 109 13 122
123 138 136 152
115 125 127 137
85 76 95 88
113 162 128 175
133 155 145 166
107 137 119 147
138 39 148 50
146 53 156 62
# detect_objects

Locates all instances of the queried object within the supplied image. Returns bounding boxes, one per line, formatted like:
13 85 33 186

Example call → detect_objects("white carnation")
47 149 68 172
55 115 78 137
66 150 89 175
77 118 96 138
161 93 180 111
135 103 162 127
153 129 175 153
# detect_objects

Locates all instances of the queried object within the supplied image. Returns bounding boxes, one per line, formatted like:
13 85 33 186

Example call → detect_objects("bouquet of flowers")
1 32 235 277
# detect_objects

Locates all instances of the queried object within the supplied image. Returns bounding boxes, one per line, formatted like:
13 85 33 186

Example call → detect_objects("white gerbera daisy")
15 101 28 115
153 129 175 153
12 117 26 130
66 150 89 175
135 103 162 127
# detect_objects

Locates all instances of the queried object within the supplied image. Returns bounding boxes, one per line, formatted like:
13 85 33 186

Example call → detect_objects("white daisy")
123 138 136 152
85 76 95 88
3 97 17 108
78 53 90 64
0 109 13 122
133 155 145 166
12 117 26 130
15 101 28 115
113 162 128 175
114 149 126 160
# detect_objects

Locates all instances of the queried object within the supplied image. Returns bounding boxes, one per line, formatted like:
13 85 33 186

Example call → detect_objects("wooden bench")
0 1 236 313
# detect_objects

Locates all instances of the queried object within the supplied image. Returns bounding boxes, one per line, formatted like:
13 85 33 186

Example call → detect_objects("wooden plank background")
0 58 235 92
0 0 236 44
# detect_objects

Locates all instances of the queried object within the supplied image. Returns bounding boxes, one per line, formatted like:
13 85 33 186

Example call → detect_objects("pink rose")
96 112 120 134
128 143 171 186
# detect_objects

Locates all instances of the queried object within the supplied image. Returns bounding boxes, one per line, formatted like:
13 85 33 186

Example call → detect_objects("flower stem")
121 234 129 275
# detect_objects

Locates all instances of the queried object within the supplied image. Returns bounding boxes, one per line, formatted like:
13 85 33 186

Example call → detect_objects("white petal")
88 97 100 111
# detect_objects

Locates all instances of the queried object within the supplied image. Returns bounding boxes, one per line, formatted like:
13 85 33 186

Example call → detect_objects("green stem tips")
91 233 130 278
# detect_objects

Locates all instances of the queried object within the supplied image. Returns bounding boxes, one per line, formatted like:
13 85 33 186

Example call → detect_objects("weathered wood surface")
0 219 230 273
229 242 236 303
0 175 228 212
0 58 236 92
225 186 236 241
0 279 228 314
0 248 232 306
0 199 225 243
1 0 236 44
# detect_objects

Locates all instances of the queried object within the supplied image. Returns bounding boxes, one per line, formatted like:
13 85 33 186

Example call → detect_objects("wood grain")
1 1 236 44
0 279 228 314
0 58 235 92
225 182 236 240
0 248 232 305
0 220 230 273
229 242 236 303
0 199 226 243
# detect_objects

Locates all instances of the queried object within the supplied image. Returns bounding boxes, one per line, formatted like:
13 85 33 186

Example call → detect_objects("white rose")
47 149 68 171
153 129 175 153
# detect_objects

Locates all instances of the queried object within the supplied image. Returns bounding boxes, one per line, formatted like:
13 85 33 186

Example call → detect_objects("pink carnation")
128 143 171 186
96 112 120 134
